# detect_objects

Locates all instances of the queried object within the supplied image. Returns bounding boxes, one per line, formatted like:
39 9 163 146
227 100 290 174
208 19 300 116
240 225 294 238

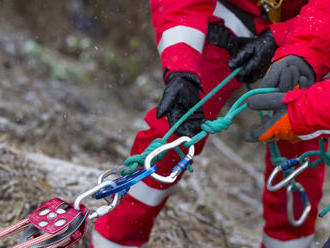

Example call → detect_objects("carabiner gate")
73 181 120 221
267 159 309 192
286 182 311 227
144 136 195 183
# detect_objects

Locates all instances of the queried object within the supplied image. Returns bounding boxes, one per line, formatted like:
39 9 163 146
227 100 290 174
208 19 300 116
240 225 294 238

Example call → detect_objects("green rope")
122 138 185 175
298 139 330 168
319 205 330 217
184 88 278 147
122 66 330 185
246 83 299 190
122 67 243 175
162 67 242 141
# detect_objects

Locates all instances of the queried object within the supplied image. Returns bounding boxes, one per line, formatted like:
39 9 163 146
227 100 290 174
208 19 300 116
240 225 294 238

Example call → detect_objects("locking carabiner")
267 159 309 192
74 181 120 220
144 136 195 183
286 182 311 227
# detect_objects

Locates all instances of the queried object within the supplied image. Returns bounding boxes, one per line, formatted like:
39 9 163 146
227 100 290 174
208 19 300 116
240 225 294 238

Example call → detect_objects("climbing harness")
258 0 283 23
258 0 283 10
3 67 330 246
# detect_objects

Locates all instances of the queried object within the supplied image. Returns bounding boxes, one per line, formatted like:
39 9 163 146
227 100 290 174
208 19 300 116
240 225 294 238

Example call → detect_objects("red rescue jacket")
284 78 330 141
150 0 330 80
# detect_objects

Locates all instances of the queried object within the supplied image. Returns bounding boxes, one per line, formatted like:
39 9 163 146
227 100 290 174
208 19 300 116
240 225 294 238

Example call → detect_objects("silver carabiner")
97 166 126 185
97 168 124 204
267 159 309 192
286 182 311 227
144 136 195 183
73 181 120 221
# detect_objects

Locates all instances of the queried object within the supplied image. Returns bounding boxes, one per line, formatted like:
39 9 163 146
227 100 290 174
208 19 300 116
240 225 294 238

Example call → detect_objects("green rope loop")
122 138 167 175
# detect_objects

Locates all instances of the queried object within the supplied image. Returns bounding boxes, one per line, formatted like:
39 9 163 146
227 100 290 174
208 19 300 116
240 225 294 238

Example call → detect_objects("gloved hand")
260 55 315 92
245 92 300 143
207 22 251 56
228 30 278 84
157 72 205 137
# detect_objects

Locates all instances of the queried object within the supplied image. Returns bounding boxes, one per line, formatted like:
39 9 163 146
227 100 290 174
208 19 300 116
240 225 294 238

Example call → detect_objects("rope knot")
122 138 167 175
201 118 232 134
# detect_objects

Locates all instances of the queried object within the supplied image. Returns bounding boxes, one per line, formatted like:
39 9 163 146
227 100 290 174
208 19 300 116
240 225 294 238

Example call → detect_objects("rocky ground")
0 1 330 248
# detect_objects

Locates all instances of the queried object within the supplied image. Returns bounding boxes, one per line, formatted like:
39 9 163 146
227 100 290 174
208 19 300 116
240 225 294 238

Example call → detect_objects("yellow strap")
268 8 281 23
258 0 283 23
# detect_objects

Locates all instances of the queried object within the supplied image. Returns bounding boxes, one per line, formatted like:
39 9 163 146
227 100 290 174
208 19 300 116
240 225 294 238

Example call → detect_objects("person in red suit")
91 1 330 247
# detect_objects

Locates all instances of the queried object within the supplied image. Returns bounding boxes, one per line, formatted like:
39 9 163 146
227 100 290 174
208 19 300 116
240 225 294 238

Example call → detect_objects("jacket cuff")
282 88 307 136
161 43 202 81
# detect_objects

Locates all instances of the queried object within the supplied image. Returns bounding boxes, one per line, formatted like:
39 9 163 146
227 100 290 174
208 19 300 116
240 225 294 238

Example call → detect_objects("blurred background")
0 1 329 247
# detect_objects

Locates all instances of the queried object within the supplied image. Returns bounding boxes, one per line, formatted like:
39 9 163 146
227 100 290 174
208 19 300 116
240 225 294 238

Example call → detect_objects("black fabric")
157 72 205 137
244 92 287 142
228 29 278 84
260 55 316 92
207 23 252 56
218 0 256 35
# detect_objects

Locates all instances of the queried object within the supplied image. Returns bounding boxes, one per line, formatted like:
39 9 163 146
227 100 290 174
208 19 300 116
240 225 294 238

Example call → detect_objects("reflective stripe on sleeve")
262 232 314 248
128 181 175 207
298 130 330 141
157 25 205 55
92 230 140 248
213 1 253 38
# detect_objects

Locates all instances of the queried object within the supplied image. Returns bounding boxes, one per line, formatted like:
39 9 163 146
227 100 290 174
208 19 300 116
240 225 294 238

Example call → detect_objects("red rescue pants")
91 43 325 248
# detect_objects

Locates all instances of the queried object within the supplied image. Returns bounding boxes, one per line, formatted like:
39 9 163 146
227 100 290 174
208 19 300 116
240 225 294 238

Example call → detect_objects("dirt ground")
0 1 330 248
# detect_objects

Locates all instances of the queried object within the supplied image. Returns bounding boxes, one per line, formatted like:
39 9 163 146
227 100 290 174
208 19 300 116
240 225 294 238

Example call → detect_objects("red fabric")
92 1 329 247
92 43 241 248
150 0 217 79
263 140 325 240
150 0 309 81
273 0 330 80
92 41 325 248
270 17 297 46
160 44 204 81
283 79 330 139
93 194 168 246
228 0 307 21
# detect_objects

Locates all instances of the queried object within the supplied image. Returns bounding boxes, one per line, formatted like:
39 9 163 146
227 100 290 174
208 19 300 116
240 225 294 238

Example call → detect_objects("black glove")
228 30 278 84
157 72 205 137
260 55 315 92
207 22 251 56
